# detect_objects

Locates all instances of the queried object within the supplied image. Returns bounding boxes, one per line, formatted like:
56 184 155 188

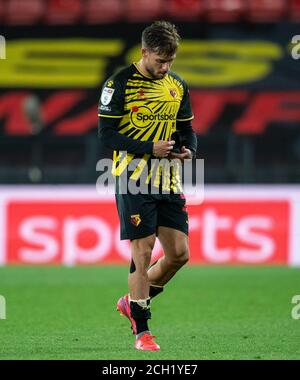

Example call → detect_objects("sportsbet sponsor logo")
130 106 175 128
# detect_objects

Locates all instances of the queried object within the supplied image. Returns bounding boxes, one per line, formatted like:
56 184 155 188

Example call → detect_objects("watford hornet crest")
130 214 141 227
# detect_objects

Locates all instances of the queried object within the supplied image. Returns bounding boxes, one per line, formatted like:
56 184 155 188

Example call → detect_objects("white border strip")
290 198 300 266
0 196 5 265
1 184 300 198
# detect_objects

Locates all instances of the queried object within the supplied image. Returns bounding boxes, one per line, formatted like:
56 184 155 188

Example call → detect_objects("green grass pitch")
0 265 299 360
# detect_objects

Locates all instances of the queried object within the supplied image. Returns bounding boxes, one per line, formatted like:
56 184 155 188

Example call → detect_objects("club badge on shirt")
101 87 115 105
130 214 141 227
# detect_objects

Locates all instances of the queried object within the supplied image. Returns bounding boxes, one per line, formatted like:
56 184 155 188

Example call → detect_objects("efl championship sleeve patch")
101 87 115 105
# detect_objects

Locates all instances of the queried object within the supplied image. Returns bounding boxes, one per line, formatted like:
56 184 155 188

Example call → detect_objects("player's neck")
136 60 154 79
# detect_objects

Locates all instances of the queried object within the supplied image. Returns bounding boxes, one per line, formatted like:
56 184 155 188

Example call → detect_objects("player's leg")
148 226 189 290
147 193 189 298
128 234 155 333
129 234 160 350
129 234 155 301
115 192 160 349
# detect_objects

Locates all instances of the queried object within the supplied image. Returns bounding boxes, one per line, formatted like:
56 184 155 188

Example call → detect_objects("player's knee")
177 250 189 266
171 247 189 267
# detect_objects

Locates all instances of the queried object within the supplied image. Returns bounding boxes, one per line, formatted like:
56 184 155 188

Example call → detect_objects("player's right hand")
153 140 175 157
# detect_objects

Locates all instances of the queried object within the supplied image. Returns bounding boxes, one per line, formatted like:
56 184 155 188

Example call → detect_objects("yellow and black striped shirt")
98 63 194 193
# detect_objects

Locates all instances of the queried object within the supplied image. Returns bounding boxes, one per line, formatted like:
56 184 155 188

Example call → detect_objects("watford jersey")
98 63 194 193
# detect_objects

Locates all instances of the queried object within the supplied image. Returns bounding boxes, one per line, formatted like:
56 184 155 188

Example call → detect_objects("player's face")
142 49 176 79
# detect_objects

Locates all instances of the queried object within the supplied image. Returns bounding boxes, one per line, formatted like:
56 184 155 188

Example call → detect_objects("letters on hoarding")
1 22 300 136
1 189 290 265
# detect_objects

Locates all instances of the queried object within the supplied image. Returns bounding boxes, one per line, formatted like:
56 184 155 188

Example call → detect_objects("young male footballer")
98 21 197 351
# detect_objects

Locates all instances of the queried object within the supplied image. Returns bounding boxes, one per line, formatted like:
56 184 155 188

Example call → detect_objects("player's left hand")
168 146 192 162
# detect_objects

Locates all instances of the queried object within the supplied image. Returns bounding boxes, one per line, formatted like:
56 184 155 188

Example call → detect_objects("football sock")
129 297 151 335
149 284 164 299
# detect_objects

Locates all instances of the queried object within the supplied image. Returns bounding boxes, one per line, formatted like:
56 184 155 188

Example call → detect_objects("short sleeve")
177 80 194 122
98 77 124 119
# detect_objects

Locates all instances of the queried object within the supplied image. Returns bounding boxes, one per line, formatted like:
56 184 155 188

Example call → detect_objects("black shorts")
115 192 189 241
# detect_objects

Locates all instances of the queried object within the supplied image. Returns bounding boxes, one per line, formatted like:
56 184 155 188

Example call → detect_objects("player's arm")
98 117 153 154
99 118 174 157
169 79 197 160
175 120 197 158
169 122 197 161
98 116 175 157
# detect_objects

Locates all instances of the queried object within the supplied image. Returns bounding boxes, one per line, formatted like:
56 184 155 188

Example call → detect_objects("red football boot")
134 333 160 351
116 294 137 335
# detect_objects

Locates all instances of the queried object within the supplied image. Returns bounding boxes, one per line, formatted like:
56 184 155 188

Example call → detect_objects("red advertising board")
188 201 289 264
5 197 290 265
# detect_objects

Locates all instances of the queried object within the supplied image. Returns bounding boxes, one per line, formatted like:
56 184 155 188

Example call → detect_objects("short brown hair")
142 21 180 57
